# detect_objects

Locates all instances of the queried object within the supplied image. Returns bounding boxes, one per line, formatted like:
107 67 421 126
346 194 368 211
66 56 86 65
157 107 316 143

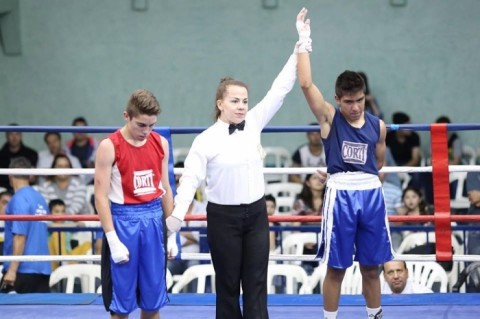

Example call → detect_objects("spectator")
386 112 422 167
381 260 433 294
358 71 383 119
397 186 431 238
265 194 280 251
0 157 51 293
48 199 92 270
66 117 98 184
36 154 89 215
0 190 13 261
0 123 38 190
386 112 429 203
435 115 463 165
292 173 325 219
289 122 326 184
37 132 83 184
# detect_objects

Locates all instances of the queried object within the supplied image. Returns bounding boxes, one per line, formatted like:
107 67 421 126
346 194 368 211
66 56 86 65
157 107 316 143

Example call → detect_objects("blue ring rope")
2 123 480 134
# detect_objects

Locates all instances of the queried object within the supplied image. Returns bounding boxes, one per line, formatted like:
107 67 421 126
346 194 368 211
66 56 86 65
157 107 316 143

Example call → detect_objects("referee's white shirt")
172 53 297 219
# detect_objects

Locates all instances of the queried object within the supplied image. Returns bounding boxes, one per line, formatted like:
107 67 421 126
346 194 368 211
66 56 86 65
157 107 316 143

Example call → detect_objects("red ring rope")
1 214 480 223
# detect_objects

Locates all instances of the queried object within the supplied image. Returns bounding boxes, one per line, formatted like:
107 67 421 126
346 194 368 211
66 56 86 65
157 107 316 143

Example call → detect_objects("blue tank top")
323 109 380 175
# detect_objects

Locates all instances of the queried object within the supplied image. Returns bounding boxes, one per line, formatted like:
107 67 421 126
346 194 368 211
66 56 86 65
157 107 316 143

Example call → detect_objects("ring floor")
1 293 478 319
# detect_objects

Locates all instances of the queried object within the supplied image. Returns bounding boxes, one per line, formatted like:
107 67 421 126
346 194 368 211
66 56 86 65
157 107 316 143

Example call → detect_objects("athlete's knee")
326 266 346 283
140 309 160 319
359 264 380 280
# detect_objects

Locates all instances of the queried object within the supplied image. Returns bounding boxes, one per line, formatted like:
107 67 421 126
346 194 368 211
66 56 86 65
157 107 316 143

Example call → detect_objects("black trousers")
207 197 270 319
0 272 50 293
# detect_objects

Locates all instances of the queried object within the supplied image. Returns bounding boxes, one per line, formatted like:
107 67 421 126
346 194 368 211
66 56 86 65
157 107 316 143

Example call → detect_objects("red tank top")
108 130 165 204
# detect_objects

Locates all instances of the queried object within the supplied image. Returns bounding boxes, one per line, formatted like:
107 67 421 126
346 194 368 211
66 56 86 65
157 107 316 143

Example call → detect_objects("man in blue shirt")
0 157 51 293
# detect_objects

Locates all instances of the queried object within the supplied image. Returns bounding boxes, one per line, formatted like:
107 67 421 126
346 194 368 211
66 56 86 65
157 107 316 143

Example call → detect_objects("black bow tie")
228 121 246 135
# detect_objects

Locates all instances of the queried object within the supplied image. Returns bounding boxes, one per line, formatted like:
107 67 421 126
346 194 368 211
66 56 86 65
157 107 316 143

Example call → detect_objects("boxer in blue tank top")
297 8 393 319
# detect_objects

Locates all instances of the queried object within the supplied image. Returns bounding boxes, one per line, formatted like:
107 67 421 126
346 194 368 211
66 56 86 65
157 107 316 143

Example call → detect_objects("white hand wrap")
294 39 312 54
166 215 183 233
167 232 179 258
295 9 312 54
296 19 311 42
105 230 129 264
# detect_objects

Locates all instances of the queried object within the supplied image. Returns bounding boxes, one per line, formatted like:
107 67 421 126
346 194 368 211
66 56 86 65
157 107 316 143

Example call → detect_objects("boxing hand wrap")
167 232 179 258
166 210 184 233
296 18 311 42
105 230 129 264
294 39 312 54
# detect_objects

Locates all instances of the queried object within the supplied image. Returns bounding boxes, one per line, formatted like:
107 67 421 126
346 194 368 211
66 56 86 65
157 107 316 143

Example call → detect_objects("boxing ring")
1 123 480 318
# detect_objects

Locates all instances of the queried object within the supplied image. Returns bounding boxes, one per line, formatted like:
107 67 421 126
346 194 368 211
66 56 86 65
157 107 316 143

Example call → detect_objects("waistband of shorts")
111 197 162 216
327 172 381 190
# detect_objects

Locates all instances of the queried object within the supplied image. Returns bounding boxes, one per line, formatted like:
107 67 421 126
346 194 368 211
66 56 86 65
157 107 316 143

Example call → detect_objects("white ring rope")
1 253 480 263
1 165 480 176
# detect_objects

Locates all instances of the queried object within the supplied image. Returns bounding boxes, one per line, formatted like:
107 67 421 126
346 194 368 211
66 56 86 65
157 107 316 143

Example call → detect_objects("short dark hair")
44 132 61 143
392 112 410 124
436 115 451 124
49 198 66 211
9 157 32 180
72 117 88 126
265 194 276 205
335 70 365 98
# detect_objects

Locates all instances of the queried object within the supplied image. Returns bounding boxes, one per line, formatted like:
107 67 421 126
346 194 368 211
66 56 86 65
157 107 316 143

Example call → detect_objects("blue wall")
1 0 479 155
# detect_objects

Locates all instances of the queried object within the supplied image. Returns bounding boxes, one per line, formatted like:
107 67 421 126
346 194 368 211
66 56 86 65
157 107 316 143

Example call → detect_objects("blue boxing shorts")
102 198 168 315
316 172 395 269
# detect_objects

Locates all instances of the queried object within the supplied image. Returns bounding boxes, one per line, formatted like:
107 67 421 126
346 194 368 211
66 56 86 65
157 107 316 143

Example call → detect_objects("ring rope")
1 253 480 263
1 214 480 223
2 165 480 176
2 123 480 134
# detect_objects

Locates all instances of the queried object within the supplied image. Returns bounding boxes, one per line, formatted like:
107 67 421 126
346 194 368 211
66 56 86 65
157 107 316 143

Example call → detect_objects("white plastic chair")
265 182 302 199
306 263 327 293
340 262 363 295
408 261 449 292
267 264 311 294
462 145 477 165
166 268 174 290
265 182 302 215
171 263 215 293
277 232 319 265
172 147 190 163
396 232 464 290
272 196 295 216
49 264 101 293
263 147 292 183
307 262 363 295
397 172 411 190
